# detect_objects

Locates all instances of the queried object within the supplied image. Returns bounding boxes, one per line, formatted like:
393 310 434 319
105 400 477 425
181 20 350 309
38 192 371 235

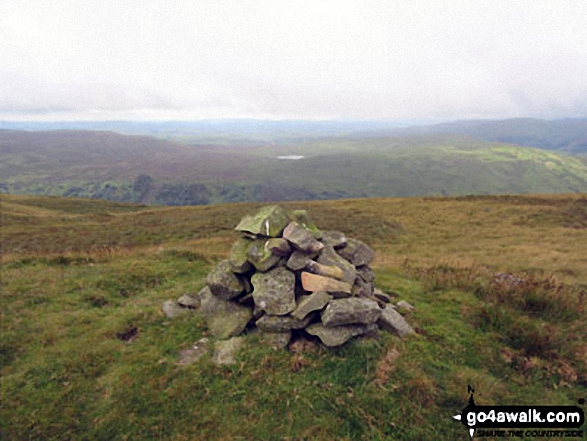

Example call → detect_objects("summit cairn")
167 205 415 354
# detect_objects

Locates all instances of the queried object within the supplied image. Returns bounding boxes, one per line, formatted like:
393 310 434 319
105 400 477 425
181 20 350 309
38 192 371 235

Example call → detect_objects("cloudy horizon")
2 1 587 122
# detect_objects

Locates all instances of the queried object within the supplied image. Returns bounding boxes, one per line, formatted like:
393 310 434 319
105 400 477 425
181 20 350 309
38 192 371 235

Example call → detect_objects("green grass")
1 194 586 439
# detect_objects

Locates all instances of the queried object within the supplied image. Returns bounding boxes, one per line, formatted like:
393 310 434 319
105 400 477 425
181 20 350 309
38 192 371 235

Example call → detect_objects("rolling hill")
2 130 587 205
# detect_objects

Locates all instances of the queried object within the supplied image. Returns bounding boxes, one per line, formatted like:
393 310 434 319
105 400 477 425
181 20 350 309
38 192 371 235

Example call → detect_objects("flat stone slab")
251 267 296 315
377 307 415 337
213 337 245 365
282 222 324 253
178 338 209 365
206 260 245 300
336 238 375 267
373 288 391 304
306 323 378 347
300 272 352 294
235 205 290 237
255 314 313 332
291 291 332 320
321 298 381 327
162 300 189 319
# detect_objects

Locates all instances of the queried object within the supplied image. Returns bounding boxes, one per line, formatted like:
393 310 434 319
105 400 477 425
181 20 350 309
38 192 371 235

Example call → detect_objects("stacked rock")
190 205 414 348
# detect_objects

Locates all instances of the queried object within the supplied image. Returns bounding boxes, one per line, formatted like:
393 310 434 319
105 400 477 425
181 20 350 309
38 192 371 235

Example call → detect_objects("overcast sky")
1 1 587 122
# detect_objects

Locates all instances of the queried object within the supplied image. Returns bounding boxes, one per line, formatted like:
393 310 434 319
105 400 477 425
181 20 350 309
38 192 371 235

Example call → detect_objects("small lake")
276 155 305 160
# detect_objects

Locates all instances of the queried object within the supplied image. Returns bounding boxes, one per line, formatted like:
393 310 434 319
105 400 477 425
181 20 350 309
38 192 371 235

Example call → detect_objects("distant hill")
394 118 587 155
2 129 587 205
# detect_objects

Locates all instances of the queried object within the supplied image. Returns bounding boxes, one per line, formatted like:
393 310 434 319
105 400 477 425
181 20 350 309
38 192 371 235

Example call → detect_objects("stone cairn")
165 205 414 358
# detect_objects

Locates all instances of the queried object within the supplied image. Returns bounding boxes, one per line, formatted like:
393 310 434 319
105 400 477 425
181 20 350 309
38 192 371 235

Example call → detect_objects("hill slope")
1 194 586 439
2 130 587 204
397 118 587 155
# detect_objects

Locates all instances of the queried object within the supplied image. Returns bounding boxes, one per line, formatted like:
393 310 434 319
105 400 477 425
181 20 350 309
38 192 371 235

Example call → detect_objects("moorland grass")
1 194 586 439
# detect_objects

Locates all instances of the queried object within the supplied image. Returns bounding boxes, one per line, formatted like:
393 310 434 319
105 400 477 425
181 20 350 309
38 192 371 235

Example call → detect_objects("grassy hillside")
2 194 586 440
3 130 587 205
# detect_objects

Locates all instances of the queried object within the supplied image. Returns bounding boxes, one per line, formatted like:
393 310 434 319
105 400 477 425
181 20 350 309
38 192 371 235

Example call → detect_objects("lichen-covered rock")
291 291 332 320
229 237 254 273
377 307 415 337
282 222 324 253
336 238 375 267
255 314 313 332
198 286 253 338
213 337 245 365
251 267 296 315
305 323 378 347
300 272 352 294
317 245 357 284
247 239 282 272
373 288 391 304
290 210 321 237
177 293 200 309
206 260 245 300
321 298 381 327
235 205 290 237
266 238 292 257
320 230 347 249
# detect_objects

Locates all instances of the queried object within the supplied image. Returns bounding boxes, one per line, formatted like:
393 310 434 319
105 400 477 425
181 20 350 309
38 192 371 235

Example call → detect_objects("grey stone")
198 286 253 338
229 237 254 273
213 337 245 365
178 338 209 365
177 293 200 309
162 300 188 319
266 238 292 257
305 260 345 280
206 260 245 300
373 288 392 304
317 245 357 284
255 314 313 332
247 239 281 272
396 300 416 312
259 331 292 350
235 205 290 237
251 267 296 315
321 298 382 327
377 307 415 337
352 277 374 298
286 250 312 271
306 323 378 347
320 230 347 249
282 222 324 253
336 238 375 267
291 291 332 320
357 265 375 283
